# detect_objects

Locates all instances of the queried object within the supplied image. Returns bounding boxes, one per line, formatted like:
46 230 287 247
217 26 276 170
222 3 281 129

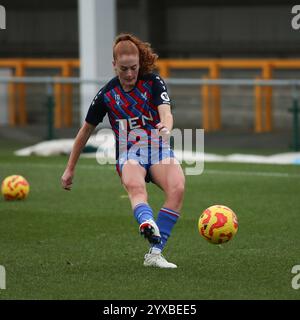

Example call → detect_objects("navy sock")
152 207 180 252
133 203 154 225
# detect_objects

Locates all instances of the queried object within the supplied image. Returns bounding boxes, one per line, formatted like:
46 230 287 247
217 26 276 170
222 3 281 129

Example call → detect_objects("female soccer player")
61 33 185 268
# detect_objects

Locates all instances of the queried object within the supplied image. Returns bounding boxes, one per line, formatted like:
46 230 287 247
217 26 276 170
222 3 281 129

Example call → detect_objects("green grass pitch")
0 144 300 299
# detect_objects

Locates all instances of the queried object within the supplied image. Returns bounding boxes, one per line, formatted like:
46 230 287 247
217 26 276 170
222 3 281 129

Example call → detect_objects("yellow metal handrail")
0 59 79 127
1 58 300 131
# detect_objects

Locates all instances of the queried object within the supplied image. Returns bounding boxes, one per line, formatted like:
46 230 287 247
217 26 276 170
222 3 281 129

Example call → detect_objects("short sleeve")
85 89 107 126
152 75 171 107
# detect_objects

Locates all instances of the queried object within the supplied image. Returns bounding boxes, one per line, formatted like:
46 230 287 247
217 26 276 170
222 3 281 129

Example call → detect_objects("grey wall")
164 5 300 57
0 0 78 57
0 0 299 58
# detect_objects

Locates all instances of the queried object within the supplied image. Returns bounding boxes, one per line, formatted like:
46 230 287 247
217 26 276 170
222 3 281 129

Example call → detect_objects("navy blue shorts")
116 146 175 183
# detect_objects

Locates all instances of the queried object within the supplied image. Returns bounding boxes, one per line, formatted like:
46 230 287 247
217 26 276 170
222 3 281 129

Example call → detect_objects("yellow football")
198 205 238 244
1 175 30 200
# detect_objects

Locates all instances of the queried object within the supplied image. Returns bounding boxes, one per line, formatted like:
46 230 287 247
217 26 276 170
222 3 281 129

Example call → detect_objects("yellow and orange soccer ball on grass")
1 175 30 200
198 205 238 244
2 174 238 245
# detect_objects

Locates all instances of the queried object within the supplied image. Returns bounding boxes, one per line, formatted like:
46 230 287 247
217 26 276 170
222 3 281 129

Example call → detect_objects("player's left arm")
157 104 173 134
152 74 173 134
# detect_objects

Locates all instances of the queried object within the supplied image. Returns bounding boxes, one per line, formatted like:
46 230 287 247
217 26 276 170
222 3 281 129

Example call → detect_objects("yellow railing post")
54 82 63 128
8 81 17 126
157 61 170 79
62 63 73 127
262 63 273 132
254 78 263 133
15 62 27 125
202 77 211 131
209 63 221 131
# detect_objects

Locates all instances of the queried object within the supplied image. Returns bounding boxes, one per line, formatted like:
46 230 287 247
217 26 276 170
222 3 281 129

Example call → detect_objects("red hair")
113 33 158 76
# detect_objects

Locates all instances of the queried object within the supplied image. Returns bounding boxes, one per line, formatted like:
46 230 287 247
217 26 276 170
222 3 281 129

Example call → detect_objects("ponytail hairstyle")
113 33 158 76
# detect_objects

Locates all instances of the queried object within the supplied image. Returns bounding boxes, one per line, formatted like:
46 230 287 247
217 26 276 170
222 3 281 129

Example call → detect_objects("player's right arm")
61 85 108 190
61 121 95 190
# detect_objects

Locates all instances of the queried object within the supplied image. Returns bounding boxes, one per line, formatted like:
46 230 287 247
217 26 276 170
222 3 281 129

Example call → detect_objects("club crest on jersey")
114 94 121 106
141 92 148 101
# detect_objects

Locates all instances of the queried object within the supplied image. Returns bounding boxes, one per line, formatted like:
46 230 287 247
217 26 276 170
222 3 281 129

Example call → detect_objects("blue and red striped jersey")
85 73 171 158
